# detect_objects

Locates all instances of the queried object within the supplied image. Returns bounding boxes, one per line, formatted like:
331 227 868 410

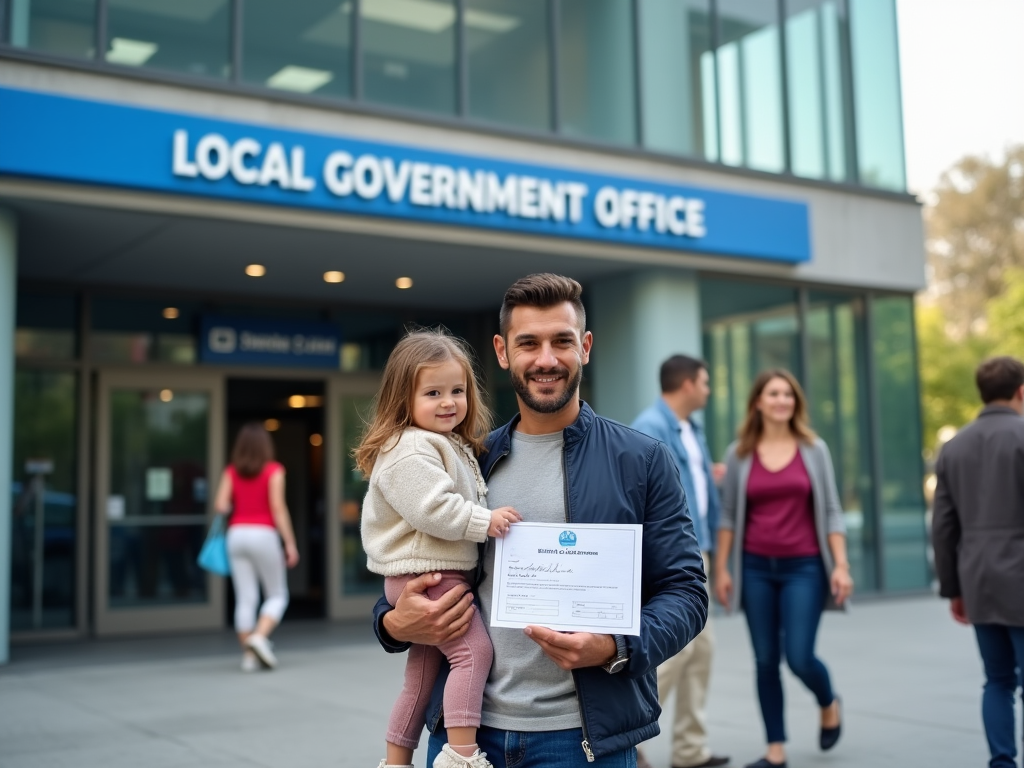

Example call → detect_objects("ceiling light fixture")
245 264 266 277
162 307 180 319
159 389 174 402
323 271 345 283
396 276 413 289
267 65 334 93
106 37 159 66
309 433 324 447
264 418 280 432
289 395 307 408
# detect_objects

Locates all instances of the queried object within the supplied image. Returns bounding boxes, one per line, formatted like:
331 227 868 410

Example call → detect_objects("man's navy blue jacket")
372 401 709 760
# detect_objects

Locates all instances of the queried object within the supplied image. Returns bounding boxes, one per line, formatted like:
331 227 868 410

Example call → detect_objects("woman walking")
214 422 299 671
714 369 853 768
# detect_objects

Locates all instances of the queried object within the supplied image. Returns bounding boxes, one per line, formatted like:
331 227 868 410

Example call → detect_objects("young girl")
357 329 520 768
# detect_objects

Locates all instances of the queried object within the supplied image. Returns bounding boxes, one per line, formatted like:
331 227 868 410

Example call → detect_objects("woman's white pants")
226 524 289 632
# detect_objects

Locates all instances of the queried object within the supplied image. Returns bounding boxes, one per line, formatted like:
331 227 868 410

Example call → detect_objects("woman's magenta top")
227 461 282 528
743 450 820 558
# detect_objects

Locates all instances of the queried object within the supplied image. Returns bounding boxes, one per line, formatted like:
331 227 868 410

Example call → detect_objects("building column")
0 209 16 665
589 268 702 425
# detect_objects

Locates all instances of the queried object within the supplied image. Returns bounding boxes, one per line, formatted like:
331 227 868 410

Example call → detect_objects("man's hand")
950 597 970 625
523 625 617 670
381 573 475 646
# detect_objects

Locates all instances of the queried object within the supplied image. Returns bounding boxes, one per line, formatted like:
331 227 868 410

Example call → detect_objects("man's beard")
509 363 583 415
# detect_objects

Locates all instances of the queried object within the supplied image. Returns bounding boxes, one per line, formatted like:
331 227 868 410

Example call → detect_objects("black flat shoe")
820 694 842 751
743 759 786 768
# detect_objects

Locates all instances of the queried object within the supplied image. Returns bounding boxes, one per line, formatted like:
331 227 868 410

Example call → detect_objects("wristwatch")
602 634 629 674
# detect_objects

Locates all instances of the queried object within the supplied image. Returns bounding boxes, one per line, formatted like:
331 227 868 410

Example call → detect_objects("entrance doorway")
226 378 326 621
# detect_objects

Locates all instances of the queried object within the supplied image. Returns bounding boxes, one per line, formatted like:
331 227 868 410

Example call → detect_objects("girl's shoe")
820 695 842 750
240 651 259 672
433 744 493 768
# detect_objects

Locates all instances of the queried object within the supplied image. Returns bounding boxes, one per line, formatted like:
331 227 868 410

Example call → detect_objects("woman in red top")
214 423 299 672
714 370 854 768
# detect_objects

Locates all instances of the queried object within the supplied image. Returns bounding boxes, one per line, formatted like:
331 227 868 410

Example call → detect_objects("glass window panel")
871 295 928 589
638 0 715 159
107 388 209 607
806 292 875 590
9 0 96 58
361 0 456 115
716 0 785 172
340 395 382 595
11 370 78 631
91 297 199 364
466 0 550 132
16 291 78 360
558 0 637 146
106 0 231 80
848 0 905 190
785 0 851 181
242 0 352 99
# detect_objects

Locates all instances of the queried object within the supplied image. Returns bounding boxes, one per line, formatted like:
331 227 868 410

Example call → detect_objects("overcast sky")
897 0 1024 196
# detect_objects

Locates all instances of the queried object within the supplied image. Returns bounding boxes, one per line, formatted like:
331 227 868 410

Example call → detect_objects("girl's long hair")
231 422 275 478
353 328 493 476
735 368 817 458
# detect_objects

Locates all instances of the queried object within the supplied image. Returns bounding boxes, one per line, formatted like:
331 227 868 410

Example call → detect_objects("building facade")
0 0 926 657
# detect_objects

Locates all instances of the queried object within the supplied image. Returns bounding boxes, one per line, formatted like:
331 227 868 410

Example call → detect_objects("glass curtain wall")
784 0 852 182
466 0 550 132
638 0 715 160
8 0 95 58
242 0 352 99
558 0 636 146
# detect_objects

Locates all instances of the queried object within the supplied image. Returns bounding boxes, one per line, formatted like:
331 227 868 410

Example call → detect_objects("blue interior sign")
200 316 340 369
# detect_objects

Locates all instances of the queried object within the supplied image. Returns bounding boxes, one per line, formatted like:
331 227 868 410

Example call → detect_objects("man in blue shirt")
632 355 728 768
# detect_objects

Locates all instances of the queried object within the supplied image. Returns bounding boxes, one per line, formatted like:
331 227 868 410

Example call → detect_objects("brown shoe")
636 748 655 768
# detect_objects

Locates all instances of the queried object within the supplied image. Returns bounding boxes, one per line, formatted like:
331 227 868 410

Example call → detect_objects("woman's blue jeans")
973 624 1024 768
427 725 635 768
741 552 835 744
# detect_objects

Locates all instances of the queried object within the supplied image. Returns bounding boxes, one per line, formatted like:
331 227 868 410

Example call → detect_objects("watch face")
607 658 627 674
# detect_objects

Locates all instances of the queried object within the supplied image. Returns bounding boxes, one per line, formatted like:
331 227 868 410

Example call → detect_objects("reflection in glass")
107 389 209 606
559 0 636 146
785 0 850 181
806 292 875 590
871 296 929 589
715 0 784 172
848 0 905 190
362 0 456 115
91 297 197 364
16 292 78 360
243 0 352 99
106 0 231 79
466 0 549 131
341 395 382 595
10 370 78 630
638 0 715 159
8 0 96 58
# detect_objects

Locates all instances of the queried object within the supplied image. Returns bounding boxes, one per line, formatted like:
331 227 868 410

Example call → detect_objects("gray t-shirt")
478 430 582 731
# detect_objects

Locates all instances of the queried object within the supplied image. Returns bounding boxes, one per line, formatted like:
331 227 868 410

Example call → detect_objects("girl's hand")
831 564 853 606
285 543 300 568
489 506 521 537
714 570 733 609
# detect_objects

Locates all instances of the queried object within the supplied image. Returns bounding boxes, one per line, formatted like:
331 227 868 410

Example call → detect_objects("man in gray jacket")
932 356 1024 768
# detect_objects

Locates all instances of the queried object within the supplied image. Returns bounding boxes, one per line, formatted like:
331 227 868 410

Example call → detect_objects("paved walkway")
0 597 1004 768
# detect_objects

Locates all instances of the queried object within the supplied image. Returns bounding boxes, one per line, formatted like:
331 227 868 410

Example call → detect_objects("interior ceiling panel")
6 198 638 310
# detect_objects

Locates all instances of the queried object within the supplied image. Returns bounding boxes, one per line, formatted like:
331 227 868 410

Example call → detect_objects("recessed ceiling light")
362 0 454 32
324 271 345 283
267 65 334 93
289 395 307 408
396 276 413 289
309 433 323 447
106 37 159 66
245 264 266 277
159 389 174 402
264 418 280 432
162 307 180 319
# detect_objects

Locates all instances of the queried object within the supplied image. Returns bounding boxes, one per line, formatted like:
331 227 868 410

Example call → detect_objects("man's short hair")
975 356 1024 404
499 273 586 337
660 355 707 393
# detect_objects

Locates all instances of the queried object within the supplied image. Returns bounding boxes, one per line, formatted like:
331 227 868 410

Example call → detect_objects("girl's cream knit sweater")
360 427 491 577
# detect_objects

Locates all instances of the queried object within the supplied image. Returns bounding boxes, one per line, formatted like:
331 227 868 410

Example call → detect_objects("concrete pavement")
0 597 1004 767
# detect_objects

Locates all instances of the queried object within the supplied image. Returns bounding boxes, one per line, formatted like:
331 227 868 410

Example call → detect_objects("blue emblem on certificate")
559 530 577 547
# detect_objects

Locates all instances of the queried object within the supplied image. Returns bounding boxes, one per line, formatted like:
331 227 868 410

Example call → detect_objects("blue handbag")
198 514 231 576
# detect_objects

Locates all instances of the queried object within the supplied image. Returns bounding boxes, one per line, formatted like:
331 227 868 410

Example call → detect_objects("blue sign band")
200 316 340 369
0 87 810 263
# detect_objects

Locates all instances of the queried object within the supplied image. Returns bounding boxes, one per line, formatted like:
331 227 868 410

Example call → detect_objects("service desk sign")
200 316 341 369
0 87 811 263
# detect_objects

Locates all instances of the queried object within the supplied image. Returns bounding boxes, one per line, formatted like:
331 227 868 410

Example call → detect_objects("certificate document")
490 521 643 636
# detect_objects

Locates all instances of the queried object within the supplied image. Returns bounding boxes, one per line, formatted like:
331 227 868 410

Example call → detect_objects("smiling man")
373 273 708 768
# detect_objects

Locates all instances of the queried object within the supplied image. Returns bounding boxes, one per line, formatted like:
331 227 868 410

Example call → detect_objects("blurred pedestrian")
932 356 1024 768
631 355 729 768
213 422 299 671
714 369 851 768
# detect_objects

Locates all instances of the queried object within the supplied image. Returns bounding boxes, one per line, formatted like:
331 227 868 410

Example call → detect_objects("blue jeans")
427 725 636 768
974 624 1024 768
741 552 835 744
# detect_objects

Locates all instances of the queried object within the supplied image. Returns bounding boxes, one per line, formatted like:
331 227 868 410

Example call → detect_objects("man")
932 356 1024 768
373 273 709 768
632 356 727 768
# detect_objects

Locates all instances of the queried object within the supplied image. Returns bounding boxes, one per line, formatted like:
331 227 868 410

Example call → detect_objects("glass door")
94 371 224 635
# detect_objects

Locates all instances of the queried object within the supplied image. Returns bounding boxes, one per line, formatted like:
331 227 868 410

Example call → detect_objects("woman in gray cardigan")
713 369 853 768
